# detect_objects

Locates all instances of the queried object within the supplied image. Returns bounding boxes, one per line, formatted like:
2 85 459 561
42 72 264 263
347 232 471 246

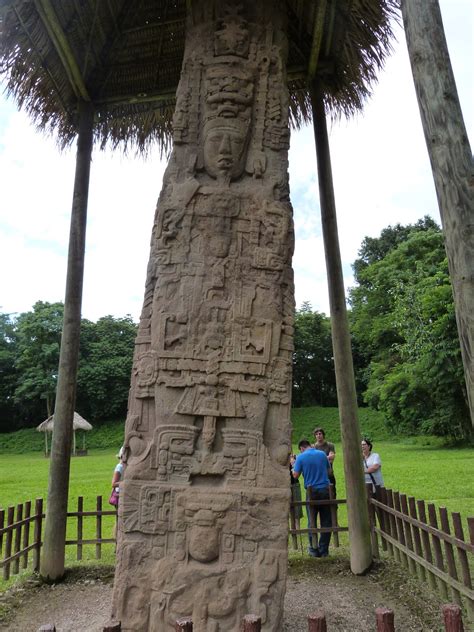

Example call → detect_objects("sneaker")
308 547 321 558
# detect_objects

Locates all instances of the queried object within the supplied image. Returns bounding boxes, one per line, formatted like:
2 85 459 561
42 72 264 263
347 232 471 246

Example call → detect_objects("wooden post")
13 503 23 575
22 500 31 569
310 81 372 574
308 611 327 632
40 100 94 581
242 615 261 631
401 0 474 428
375 607 395 632
442 604 464 632
96 495 102 559
366 484 379 559
77 496 83 561
3 506 14 580
33 498 43 572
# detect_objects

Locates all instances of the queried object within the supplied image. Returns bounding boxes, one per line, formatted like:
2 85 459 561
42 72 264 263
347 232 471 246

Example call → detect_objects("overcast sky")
0 1 472 322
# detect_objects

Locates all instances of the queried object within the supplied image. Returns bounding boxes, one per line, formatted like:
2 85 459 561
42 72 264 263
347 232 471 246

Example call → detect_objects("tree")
0 313 18 432
292 302 336 407
350 224 470 440
77 315 137 420
13 301 64 425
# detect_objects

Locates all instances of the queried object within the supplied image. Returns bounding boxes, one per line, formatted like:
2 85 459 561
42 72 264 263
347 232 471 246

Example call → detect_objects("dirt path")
0 558 444 631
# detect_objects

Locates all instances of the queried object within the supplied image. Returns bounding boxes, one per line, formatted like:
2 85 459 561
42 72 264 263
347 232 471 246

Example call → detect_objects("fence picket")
452 513 473 621
33 498 43 572
400 494 417 575
385 490 399 562
96 496 102 559
329 484 339 548
378 487 389 553
393 492 409 569
12 503 23 575
408 496 426 582
289 495 298 550
428 503 449 600
0 508 4 555
417 500 438 591
3 506 14 580
77 496 83 561
439 508 462 606
22 501 31 569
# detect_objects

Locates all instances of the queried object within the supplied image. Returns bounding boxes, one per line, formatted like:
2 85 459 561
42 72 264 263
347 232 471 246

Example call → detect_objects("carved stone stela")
111 2 294 629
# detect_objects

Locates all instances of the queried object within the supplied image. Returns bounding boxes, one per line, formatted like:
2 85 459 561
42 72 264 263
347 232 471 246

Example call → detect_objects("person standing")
313 427 336 496
361 438 384 491
291 439 332 558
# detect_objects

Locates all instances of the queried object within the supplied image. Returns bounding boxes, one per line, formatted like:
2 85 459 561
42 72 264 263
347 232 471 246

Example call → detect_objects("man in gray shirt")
313 427 336 496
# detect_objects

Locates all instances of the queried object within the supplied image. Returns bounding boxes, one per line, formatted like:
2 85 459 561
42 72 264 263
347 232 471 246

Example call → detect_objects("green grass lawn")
0 407 472 592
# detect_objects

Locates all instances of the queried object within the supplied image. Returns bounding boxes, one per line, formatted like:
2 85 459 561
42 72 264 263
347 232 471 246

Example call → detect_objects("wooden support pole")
310 82 372 575
401 0 474 429
375 607 395 632
442 604 464 632
308 611 327 632
40 100 94 581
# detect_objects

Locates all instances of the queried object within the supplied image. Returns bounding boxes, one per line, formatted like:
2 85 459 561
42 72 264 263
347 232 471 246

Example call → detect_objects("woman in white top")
362 438 384 490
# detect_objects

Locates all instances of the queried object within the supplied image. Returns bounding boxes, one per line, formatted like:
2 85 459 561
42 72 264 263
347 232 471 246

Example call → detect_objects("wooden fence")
367 486 474 622
101 604 468 632
0 496 116 581
1 490 473 623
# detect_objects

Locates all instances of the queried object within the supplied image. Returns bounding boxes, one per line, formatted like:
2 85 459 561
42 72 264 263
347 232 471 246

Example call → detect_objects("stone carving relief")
112 1 294 630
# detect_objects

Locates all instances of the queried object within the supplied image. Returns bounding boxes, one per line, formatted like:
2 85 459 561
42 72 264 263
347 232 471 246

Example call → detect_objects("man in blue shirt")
291 439 332 557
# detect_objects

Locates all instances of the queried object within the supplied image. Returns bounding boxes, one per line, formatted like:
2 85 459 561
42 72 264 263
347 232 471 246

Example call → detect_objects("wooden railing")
367 486 474 622
289 483 345 552
0 496 116 581
2 490 473 625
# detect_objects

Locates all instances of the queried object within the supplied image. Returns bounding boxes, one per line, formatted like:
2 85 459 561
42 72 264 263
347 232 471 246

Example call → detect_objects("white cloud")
0 0 472 320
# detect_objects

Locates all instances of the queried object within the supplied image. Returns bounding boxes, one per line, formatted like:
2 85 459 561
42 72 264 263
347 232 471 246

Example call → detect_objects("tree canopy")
292 302 336 408
0 303 137 432
349 219 470 440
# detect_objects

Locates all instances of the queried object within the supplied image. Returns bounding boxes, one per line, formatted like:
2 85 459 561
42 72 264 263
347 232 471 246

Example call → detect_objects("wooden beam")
40 100 94 581
95 89 177 108
401 0 474 427
310 80 373 575
34 0 90 101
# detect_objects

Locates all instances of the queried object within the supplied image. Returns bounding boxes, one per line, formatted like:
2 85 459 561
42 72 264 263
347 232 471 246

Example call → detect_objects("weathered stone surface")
111 1 294 629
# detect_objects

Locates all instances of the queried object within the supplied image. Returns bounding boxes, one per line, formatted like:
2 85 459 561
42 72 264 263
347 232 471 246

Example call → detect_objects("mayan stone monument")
111 1 294 629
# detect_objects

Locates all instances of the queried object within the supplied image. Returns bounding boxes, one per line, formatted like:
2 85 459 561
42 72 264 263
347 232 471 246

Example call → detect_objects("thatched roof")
37 411 93 432
0 0 398 154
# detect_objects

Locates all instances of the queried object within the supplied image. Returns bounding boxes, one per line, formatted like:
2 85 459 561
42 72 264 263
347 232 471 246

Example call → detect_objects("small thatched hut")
37 411 92 456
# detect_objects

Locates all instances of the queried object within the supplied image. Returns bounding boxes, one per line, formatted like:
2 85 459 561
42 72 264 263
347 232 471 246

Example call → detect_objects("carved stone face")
203 118 250 181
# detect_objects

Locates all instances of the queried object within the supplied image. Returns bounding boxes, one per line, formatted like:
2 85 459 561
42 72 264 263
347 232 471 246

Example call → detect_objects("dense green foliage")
0 217 469 442
350 218 470 440
292 302 336 407
0 303 137 432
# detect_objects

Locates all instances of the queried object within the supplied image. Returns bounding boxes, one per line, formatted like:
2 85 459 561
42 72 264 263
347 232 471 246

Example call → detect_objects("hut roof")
0 0 398 154
37 411 93 432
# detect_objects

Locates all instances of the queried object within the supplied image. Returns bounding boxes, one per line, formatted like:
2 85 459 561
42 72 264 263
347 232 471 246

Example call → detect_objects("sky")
0 1 472 322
